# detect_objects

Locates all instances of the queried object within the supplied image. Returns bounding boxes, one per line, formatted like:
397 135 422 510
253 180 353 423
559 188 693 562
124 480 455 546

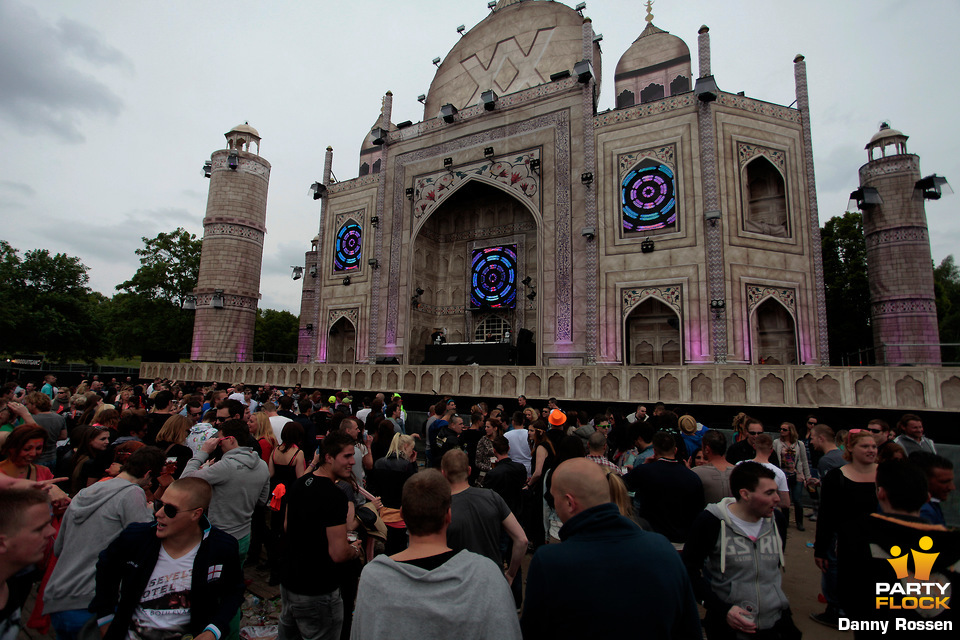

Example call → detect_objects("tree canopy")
116 227 201 306
934 255 960 363
0 241 103 362
253 308 300 359
820 212 872 365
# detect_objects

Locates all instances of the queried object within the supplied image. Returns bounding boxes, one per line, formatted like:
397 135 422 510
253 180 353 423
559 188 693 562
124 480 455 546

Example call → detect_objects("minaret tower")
858 123 940 365
191 123 271 362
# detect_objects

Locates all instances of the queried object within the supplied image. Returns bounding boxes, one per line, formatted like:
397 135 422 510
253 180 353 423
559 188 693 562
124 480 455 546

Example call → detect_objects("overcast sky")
2 0 958 314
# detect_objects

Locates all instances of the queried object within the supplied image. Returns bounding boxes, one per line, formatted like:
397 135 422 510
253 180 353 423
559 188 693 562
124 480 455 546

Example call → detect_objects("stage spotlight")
440 103 458 123
309 182 327 200
527 291 537 301
456 25 465 36
212 290 225 309
202 161 212 178
417 94 427 103
480 89 498 111
227 151 239 170
521 276 532 287
694 75 719 102
291 266 304 280
432 57 441 67
342 276 351 286
416 287 425 296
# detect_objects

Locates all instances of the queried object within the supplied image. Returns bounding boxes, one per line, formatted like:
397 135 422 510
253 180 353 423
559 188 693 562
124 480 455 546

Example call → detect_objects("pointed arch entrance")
752 298 798 365
327 316 357 364
408 179 539 365
624 298 681 365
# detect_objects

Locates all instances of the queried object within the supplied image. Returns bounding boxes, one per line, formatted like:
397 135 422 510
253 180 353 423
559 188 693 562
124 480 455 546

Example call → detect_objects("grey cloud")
0 180 36 197
0 1 126 142
262 241 309 278
57 18 133 71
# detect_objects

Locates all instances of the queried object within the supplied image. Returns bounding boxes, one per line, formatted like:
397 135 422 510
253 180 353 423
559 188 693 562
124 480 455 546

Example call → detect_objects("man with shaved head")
521 458 701 639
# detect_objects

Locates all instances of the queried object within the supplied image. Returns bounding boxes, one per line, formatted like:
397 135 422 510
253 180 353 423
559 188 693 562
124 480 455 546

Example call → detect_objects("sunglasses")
748 431 764 436
213 415 229 423
159 502 201 518
865 428 882 433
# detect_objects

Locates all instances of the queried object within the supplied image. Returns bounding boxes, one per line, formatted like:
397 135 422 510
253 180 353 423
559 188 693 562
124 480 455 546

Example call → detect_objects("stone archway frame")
405 175 545 366
620 285 683 365
735 140 793 240
411 150 541 221
746 285 799 366
324 307 361 364
380 109 571 363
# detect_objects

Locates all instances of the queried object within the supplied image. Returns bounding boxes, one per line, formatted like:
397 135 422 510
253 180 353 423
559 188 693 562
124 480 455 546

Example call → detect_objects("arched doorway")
753 299 798 365
327 316 357 364
408 180 538 365
624 298 681 365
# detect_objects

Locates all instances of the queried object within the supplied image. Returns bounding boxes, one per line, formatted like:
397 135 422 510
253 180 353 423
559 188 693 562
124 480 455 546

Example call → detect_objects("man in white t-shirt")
504 412 532 475
736 433 790 509
263 402 291 443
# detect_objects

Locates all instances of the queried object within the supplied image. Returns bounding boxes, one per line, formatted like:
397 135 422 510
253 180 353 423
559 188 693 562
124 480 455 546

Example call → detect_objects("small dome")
228 122 260 138
424 0 599 118
866 122 907 149
614 21 692 108
865 122 909 161
224 122 261 155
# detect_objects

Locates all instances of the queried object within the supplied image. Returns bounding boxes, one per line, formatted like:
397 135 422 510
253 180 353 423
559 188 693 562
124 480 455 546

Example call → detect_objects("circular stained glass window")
470 245 518 309
334 222 362 271
621 163 677 232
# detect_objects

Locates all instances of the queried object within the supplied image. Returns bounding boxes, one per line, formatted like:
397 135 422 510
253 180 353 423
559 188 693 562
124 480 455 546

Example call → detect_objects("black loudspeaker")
516 329 535 366
375 357 400 365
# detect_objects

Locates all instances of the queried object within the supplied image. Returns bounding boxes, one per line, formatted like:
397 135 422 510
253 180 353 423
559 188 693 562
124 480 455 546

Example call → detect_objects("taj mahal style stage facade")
143 1 960 413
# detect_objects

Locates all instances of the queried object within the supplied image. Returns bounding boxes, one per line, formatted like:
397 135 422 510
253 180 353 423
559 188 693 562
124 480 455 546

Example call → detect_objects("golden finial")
644 0 654 23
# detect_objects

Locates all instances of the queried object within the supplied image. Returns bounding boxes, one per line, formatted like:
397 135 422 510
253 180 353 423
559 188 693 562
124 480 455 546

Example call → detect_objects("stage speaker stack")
517 328 535 366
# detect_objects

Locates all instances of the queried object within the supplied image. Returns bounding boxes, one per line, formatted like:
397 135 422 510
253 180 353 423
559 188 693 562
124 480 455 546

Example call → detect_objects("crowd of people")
0 376 955 640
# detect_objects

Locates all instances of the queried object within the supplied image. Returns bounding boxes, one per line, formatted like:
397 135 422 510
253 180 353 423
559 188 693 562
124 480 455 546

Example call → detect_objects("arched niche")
752 298 798 365
328 316 357 364
742 156 788 237
640 82 664 103
407 179 540 366
624 297 682 365
617 89 635 108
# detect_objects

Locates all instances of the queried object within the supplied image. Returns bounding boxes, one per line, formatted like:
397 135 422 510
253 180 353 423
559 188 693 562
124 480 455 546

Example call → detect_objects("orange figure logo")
887 536 939 581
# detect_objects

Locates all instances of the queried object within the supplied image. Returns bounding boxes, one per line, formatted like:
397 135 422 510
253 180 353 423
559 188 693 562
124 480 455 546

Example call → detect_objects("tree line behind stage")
0 229 298 364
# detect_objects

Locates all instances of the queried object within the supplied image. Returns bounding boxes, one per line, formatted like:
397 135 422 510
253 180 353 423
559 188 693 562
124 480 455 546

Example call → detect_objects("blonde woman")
774 422 811 531
155 415 193 479
604 469 639 524
248 411 278 462
370 433 418 554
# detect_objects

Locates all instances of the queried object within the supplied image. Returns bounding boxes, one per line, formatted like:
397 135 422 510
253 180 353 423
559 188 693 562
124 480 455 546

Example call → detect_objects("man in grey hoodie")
181 419 270 559
44 447 165 640
682 462 795 639
351 469 520 640
181 419 269 640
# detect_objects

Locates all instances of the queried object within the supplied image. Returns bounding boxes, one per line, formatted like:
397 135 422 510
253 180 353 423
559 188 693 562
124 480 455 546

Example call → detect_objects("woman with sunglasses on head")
773 422 811 531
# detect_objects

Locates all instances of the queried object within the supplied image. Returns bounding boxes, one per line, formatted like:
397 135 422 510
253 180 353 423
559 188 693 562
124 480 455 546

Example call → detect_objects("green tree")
254 309 300 359
821 211 873 365
116 228 201 306
108 228 202 360
934 255 960 363
0 242 103 362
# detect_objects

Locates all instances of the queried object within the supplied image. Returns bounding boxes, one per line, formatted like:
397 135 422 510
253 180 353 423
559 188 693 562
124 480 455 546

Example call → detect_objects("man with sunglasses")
725 417 780 467
92 477 245 640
